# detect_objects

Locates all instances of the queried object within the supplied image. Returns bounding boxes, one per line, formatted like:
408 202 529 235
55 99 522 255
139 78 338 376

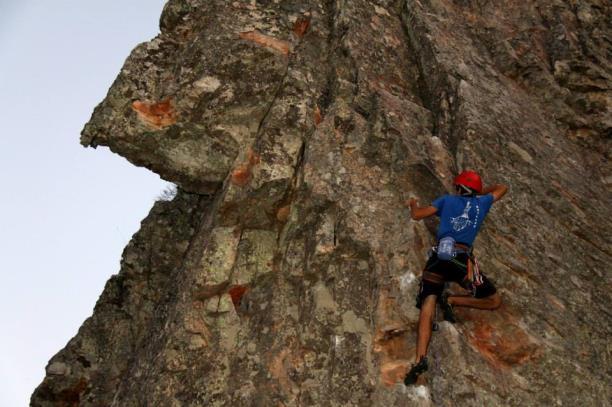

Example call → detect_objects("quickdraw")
444 250 483 295
472 256 483 286
466 254 483 293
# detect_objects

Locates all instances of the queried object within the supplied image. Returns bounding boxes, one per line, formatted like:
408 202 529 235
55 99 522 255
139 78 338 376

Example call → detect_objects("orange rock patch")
459 305 541 369
545 293 566 311
192 282 230 301
373 292 413 387
267 345 309 396
131 98 177 129
239 31 290 55
374 325 412 387
57 377 89 404
314 104 322 126
269 348 293 394
228 285 248 309
231 164 252 186
380 360 411 387
231 148 261 187
292 18 310 38
276 205 291 222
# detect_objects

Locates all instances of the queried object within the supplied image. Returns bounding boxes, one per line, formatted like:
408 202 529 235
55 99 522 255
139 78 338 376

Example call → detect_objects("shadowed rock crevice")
33 0 611 406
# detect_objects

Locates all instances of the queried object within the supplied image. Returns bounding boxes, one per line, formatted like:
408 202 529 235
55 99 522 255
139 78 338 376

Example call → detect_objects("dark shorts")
417 252 497 305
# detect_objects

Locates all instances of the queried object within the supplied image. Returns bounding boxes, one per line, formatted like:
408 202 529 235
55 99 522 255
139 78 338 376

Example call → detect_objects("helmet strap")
456 184 476 196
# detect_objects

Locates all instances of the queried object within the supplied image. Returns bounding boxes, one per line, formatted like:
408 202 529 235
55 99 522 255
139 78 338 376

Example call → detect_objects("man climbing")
403 170 508 385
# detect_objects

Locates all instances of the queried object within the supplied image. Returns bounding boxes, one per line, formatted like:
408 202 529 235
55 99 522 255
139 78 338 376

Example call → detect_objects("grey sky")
0 1 168 405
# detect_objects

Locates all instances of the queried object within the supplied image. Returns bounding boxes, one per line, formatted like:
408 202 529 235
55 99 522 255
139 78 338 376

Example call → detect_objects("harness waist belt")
422 270 445 285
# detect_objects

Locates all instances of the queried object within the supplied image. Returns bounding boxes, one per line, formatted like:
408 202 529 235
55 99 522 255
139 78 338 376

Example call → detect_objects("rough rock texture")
33 0 610 406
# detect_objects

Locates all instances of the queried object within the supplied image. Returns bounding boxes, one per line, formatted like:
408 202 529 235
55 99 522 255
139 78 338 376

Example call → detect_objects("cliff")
32 0 611 405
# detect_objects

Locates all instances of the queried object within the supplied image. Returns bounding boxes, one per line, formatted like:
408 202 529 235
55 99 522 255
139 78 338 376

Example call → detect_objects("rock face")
33 0 611 406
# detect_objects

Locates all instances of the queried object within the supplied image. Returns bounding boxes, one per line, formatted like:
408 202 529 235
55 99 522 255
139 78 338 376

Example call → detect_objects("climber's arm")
481 184 508 202
404 198 438 220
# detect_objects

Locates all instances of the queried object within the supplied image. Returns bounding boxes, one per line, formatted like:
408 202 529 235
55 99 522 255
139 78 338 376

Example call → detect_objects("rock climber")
403 170 508 385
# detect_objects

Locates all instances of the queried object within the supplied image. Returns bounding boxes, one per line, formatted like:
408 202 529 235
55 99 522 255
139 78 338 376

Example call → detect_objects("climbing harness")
466 254 483 289
430 236 474 261
425 241 484 295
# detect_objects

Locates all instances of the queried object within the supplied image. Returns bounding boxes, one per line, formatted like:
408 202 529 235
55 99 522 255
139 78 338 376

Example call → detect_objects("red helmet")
454 170 482 193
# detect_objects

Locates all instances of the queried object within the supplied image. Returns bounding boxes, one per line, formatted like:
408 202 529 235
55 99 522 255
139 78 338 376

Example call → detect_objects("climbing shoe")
440 293 456 323
404 357 428 386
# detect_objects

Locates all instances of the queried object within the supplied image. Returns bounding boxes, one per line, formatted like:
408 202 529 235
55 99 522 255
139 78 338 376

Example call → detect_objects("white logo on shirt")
451 200 478 232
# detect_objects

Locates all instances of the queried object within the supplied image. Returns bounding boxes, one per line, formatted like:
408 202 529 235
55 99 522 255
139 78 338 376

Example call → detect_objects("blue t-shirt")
431 194 494 246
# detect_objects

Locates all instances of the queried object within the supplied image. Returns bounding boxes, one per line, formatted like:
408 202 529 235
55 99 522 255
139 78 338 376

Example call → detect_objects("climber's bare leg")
448 292 501 310
415 295 437 362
